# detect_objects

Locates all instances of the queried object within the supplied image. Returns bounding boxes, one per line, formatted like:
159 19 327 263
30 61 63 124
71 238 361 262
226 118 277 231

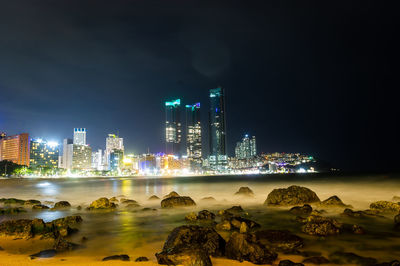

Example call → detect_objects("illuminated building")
73 128 86 145
235 134 257 159
138 154 156 173
72 144 92 170
29 139 59 168
61 138 73 169
0 133 30 166
165 99 182 156
0 132 6 139
109 149 123 172
91 149 103 170
209 87 227 170
105 134 124 170
186 103 202 169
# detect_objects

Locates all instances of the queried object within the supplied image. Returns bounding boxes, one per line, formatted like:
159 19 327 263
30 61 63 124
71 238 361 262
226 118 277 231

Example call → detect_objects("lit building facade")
186 103 202 169
109 149 123 172
235 135 257 159
0 133 30 166
73 128 86 145
165 99 182 156
72 144 92 170
91 149 103 170
29 139 59 168
209 87 227 170
105 134 124 170
61 138 73 169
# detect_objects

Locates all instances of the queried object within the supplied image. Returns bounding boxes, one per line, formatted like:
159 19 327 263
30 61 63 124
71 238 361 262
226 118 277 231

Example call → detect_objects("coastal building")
91 149 103 170
165 99 182 156
0 133 30 166
71 144 92 170
29 139 59 168
209 87 227 170
105 134 124 170
235 134 257 159
109 149 123 172
73 128 86 145
186 103 202 169
61 138 73 169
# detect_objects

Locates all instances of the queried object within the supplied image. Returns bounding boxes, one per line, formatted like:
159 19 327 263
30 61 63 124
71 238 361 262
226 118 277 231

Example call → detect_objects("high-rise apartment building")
72 144 92 169
209 87 227 170
29 139 59 168
0 133 30 166
109 149 123 172
186 103 202 169
235 134 257 159
73 128 86 145
165 99 182 156
62 138 73 169
105 134 124 170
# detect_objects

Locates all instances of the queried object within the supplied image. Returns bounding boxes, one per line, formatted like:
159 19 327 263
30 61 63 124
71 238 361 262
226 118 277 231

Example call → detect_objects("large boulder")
320 196 351 208
148 195 160 200
0 198 25 205
225 232 277 264
164 191 180 198
370 201 400 213
32 204 50 210
156 225 225 265
88 197 116 210
161 196 196 208
53 201 71 209
328 251 377 265
255 230 304 253
341 208 383 218
300 215 342 236
234 187 254 197
289 204 313 216
265 185 320 206
24 199 41 205
0 219 46 239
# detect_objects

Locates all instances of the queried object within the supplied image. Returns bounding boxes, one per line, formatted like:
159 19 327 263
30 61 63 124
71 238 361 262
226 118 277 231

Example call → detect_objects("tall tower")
105 133 124 170
186 103 202 169
209 87 227 170
73 128 86 145
165 99 182 156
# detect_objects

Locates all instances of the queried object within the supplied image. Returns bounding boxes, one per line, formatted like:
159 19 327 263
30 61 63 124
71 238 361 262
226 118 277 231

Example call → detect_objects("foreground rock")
279 260 304 266
328 251 377 265
395 214 400 230
53 201 71 209
255 230 304 253
299 215 342 236
102 254 130 261
0 198 26 205
370 201 400 213
135 256 149 262
265 185 320 206
29 249 57 259
392 196 400 202
341 208 383 218
164 191 180 198
289 204 312 216
226 232 277 264
156 225 225 266
24 199 41 205
0 207 26 214
217 213 260 233
302 256 330 264
375 260 400 266
185 210 216 222
161 196 196 208
234 187 254 197
32 204 50 210
148 195 160 200
88 197 116 210
320 196 351 208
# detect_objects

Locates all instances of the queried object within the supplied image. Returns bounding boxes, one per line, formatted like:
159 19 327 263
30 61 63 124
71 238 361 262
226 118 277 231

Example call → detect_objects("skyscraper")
30 139 59 168
62 138 73 169
209 87 227 170
0 133 30 166
72 144 92 169
186 103 202 169
165 99 182 156
235 134 257 159
105 134 124 170
73 128 86 145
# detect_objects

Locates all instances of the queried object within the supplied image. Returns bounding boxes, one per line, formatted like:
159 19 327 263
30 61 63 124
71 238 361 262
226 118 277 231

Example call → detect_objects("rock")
53 201 71 209
53 237 80 252
225 205 244 214
81 236 88 242
135 256 149 262
164 191 180 198
0 207 26 214
197 210 216 220
320 196 351 207
225 232 277 264
290 204 313 216
77 206 82 210
234 187 254 197
141 208 156 212
185 212 198 222
24 199 41 205
88 197 116 210
102 254 130 261
395 214 400 224
148 195 160 200
375 260 400 266
120 198 138 204
342 224 365 234
201 197 216 202
302 256 330 264
392 196 400 202
239 222 248 233
265 185 320 206
216 220 231 231
0 246 4 250
109 197 119 203
29 249 57 259
342 208 367 218
300 215 342 236
161 196 196 208
156 248 211 266
279 260 304 266
0 219 46 239
370 201 400 213
156 225 224 265
0 198 25 205
126 203 141 209
230 216 260 231
44 201 54 205
32 204 50 210
329 251 377 265
51 216 83 229
255 230 304 253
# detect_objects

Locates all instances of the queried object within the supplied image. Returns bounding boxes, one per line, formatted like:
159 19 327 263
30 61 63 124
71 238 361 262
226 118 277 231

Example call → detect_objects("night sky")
0 1 398 171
